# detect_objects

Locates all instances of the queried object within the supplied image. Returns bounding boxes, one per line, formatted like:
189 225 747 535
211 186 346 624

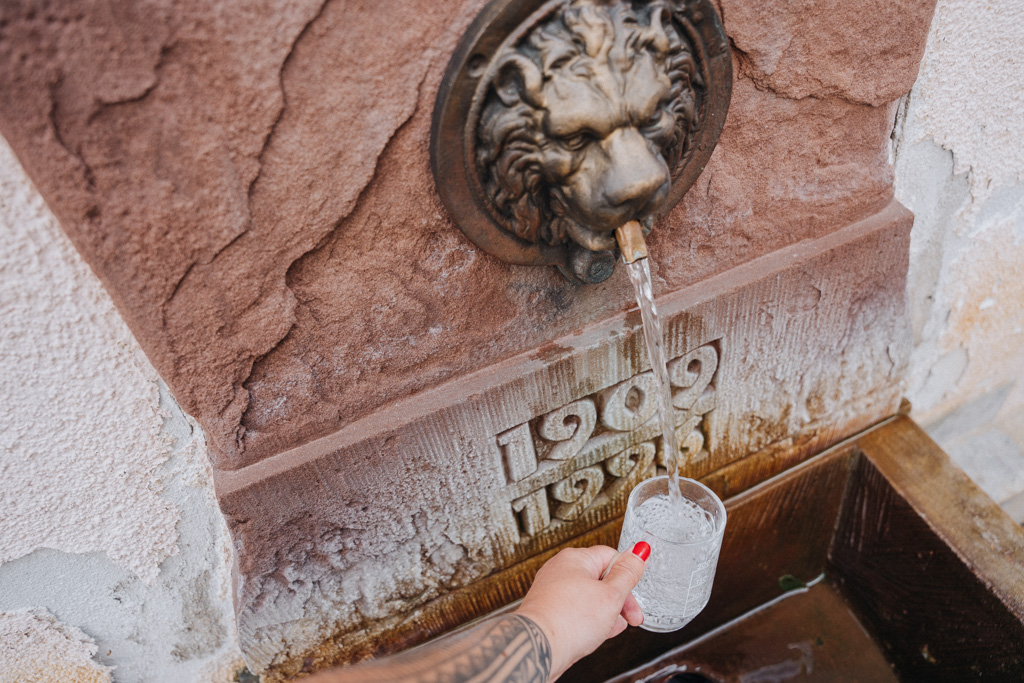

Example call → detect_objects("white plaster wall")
895 0 1024 521
0 137 245 681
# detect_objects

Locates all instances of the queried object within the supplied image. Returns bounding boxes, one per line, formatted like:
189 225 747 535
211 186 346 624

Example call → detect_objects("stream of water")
624 257 685 510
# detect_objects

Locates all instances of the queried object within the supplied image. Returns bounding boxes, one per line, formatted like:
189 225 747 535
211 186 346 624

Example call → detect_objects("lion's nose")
602 128 670 210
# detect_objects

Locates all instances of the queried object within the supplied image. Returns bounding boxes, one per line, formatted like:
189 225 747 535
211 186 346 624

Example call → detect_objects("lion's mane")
475 0 701 247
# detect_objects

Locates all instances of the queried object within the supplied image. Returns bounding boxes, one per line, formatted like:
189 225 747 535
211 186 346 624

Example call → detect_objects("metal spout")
615 220 649 264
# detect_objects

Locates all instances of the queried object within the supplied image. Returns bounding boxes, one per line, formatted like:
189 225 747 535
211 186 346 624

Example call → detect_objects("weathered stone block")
722 0 935 105
216 201 911 674
0 0 935 470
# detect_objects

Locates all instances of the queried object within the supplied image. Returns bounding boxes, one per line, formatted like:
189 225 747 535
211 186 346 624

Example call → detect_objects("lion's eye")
561 132 593 151
550 55 573 71
640 111 664 129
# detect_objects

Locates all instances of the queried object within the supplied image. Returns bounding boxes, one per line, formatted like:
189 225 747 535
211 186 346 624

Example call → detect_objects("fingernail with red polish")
631 541 651 562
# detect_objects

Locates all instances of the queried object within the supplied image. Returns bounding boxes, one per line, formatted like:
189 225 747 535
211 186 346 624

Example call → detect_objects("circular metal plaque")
431 0 731 282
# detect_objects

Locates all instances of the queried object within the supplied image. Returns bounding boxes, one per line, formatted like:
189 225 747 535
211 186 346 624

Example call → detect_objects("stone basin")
560 415 1024 682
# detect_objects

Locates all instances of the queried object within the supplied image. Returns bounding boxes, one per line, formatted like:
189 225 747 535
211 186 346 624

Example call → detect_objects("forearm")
307 614 552 683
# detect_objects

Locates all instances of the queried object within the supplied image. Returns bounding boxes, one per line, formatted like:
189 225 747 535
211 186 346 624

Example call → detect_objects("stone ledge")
217 199 913 675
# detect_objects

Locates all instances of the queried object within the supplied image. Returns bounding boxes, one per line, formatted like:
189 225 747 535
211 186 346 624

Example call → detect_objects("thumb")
603 541 649 596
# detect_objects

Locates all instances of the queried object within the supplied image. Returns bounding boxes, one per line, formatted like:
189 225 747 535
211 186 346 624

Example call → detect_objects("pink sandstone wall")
0 0 933 470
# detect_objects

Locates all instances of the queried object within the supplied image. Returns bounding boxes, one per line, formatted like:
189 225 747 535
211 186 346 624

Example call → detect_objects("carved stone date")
498 342 719 539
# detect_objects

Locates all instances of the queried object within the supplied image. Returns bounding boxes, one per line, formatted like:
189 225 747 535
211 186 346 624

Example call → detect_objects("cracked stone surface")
0 0 935 470
722 0 935 105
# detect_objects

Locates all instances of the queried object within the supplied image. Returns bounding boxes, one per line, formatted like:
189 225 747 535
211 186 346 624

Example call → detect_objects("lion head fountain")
432 0 731 283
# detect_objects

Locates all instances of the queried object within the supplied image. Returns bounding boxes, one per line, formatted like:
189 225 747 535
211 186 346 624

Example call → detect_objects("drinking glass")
617 475 727 632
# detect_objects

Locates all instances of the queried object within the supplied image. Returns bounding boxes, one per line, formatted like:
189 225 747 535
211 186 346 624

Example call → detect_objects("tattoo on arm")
314 614 552 683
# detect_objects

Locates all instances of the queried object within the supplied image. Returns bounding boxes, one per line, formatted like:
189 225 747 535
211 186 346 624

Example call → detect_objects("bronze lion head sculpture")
432 0 730 282
477 0 699 253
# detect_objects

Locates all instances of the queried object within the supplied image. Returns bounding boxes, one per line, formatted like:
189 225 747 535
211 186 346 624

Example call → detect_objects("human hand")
516 543 650 681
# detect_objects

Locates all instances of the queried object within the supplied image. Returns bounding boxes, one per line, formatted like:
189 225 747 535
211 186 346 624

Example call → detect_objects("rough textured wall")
895 0 1024 521
0 609 113 683
0 139 243 681
0 0 935 470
